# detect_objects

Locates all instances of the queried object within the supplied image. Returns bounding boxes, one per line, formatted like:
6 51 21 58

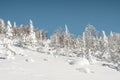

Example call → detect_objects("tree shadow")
102 63 120 72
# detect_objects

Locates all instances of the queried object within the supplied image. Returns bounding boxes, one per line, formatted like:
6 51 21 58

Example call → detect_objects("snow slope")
0 45 120 80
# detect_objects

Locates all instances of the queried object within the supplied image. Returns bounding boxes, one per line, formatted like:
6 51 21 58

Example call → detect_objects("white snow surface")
0 45 120 80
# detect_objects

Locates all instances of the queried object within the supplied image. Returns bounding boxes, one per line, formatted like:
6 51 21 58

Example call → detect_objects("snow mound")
67 58 90 66
74 58 92 73
25 58 34 63
67 59 76 65
77 58 90 66
76 67 91 73
0 47 15 60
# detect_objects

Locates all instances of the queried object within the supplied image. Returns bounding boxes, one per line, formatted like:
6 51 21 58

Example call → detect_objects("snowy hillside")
0 45 120 80
0 19 120 80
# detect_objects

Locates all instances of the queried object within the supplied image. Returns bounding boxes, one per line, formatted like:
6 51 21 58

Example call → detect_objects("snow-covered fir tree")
0 19 5 34
6 20 13 37
25 20 37 46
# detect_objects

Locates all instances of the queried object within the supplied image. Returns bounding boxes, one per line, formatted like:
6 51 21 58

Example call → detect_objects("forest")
0 19 120 68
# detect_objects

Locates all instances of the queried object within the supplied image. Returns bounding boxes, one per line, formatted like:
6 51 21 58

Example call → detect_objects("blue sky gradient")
0 0 120 36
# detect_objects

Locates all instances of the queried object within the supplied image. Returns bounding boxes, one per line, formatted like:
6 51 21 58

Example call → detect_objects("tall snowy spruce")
26 20 37 46
2 20 13 48
0 19 5 28
0 19 5 34
6 20 13 37
82 24 98 63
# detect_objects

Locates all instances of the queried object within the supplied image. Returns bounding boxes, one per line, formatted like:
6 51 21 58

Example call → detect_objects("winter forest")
0 18 120 70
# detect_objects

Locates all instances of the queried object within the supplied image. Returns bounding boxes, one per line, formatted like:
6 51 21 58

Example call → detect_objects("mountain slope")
0 45 120 80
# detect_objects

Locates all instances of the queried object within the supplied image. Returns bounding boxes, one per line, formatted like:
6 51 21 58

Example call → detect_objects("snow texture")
0 19 120 80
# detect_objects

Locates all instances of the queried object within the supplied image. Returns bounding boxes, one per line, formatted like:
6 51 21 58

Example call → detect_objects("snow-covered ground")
0 45 120 80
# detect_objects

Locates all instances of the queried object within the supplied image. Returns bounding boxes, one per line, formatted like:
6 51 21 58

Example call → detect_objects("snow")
7 20 12 28
0 19 120 80
0 45 120 80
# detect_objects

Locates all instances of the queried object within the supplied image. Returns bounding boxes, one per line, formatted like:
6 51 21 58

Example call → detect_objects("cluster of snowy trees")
50 24 120 64
0 19 47 48
0 19 120 65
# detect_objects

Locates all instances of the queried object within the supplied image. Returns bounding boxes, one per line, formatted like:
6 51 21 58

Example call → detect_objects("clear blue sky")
0 0 120 36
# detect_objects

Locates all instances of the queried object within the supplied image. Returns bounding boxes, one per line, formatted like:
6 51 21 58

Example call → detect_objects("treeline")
51 24 120 65
0 19 120 65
